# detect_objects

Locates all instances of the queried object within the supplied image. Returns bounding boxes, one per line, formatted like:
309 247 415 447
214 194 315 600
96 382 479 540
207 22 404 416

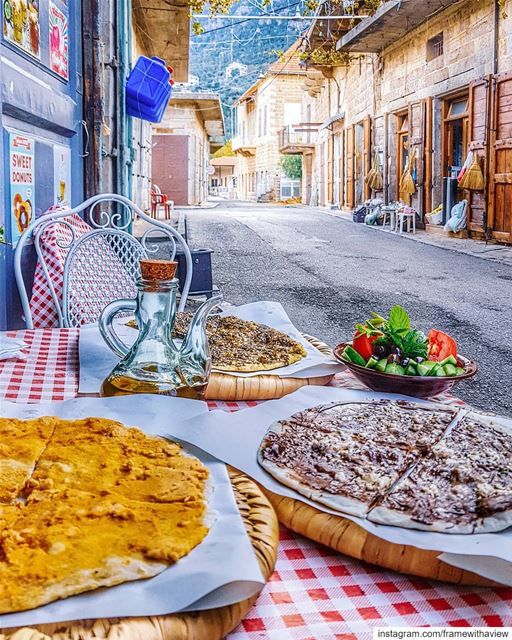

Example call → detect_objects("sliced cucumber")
439 355 457 367
434 365 446 377
385 363 406 376
443 363 457 377
375 358 388 373
416 363 431 376
423 360 440 375
342 345 367 366
365 356 378 369
455 366 466 376
405 364 417 376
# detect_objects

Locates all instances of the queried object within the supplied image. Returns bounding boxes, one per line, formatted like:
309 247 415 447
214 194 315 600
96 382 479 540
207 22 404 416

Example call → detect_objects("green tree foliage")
212 140 235 158
188 0 304 137
281 155 302 179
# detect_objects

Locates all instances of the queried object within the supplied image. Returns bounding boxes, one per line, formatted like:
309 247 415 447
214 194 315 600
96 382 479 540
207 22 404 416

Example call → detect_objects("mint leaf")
369 312 387 326
388 305 410 331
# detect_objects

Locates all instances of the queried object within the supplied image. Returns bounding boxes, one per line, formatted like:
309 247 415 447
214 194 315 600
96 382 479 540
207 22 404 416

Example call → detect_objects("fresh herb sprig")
364 305 428 359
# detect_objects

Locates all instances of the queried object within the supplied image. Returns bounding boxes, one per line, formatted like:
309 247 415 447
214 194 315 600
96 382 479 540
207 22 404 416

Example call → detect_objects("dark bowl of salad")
334 306 477 399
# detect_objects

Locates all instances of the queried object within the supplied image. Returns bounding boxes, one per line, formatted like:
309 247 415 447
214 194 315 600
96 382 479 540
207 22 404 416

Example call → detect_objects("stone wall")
155 100 210 205
234 74 304 201
301 0 512 214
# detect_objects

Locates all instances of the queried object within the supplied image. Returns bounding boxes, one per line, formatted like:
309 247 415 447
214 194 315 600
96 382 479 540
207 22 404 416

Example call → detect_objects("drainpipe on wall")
493 0 499 75
118 0 133 201
83 0 103 198
484 0 500 242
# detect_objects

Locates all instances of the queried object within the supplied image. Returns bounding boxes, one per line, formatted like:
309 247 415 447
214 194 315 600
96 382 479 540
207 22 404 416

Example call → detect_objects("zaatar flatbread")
176 313 307 372
369 412 512 534
128 313 308 372
0 417 209 614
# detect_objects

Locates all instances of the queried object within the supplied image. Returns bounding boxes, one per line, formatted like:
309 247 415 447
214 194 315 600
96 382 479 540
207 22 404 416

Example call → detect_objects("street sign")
206 165 215 175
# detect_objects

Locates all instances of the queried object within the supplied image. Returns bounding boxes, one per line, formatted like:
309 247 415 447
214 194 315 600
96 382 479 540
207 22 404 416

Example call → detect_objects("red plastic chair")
150 184 174 220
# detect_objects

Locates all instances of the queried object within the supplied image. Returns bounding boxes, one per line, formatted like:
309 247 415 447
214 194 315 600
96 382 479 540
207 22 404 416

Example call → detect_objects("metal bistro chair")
14 193 193 329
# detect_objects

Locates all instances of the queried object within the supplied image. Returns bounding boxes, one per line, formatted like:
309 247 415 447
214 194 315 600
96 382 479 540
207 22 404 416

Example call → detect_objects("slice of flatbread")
369 412 512 534
0 417 210 614
258 412 417 517
27 417 206 504
138 312 307 372
290 400 457 451
0 417 56 504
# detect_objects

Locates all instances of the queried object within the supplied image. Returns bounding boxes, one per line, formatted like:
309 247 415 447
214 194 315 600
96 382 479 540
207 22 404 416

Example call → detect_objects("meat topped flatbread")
258 401 456 517
369 412 512 533
0 417 209 614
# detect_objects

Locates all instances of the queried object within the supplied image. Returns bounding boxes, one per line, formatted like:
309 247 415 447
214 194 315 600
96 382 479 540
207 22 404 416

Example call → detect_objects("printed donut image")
13 193 32 233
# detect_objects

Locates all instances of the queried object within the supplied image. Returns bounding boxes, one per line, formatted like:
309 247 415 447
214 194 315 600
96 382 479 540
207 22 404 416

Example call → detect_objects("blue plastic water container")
126 56 172 123
126 90 171 123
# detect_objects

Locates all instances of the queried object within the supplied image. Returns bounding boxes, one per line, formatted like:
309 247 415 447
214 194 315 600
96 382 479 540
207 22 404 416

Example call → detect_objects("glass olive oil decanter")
99 259 221 399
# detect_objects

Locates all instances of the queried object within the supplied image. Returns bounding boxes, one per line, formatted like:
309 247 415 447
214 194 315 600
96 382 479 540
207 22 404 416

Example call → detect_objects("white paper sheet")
153 386 512 585
78 301 344 394
0 396 264 627
0 334 28 361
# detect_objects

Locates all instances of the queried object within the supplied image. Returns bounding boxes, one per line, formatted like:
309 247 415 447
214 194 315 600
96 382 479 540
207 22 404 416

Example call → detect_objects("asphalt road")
185 201 512 415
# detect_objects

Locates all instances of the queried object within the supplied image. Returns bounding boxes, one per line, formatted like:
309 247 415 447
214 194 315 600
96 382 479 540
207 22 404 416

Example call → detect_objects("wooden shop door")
487 72 512 244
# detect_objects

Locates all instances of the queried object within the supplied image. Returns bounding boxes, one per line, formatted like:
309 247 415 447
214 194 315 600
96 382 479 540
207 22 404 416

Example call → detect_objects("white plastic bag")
444 200 467 233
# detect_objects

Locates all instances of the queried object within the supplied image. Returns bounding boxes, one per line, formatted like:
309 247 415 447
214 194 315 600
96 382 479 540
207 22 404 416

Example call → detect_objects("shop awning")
319 111 345 130
132 0 190 82
337 0 460 53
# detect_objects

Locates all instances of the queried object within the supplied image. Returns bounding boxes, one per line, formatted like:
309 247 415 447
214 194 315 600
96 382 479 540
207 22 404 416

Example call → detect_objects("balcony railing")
279 124 319 153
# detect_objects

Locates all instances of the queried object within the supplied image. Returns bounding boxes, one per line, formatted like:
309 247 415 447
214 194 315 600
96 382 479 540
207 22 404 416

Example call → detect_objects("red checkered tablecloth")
0 329 510 638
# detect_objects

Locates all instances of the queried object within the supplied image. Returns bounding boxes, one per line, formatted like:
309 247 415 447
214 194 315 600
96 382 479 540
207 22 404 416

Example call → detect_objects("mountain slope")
188 0 305 137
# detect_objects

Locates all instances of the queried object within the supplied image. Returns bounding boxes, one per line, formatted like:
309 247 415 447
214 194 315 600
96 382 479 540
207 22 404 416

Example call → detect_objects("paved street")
185 200 512 415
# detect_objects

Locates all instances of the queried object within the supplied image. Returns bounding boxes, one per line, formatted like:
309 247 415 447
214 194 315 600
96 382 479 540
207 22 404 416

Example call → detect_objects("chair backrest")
15 193 192 328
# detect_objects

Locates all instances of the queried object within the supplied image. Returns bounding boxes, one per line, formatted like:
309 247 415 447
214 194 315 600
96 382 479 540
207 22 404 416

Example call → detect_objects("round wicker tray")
262 491 501 588
2 470 279 640
204 334 336 401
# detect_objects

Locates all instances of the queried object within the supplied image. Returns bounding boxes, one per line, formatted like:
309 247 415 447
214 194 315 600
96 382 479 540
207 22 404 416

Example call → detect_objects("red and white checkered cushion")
28 206 140 328
29 206 91 328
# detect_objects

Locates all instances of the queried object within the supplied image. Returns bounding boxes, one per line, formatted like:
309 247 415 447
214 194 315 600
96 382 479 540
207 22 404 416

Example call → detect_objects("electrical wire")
191 1 302 35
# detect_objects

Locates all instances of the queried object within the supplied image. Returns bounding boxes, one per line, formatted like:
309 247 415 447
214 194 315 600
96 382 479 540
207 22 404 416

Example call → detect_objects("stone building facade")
151 93 224 206
289 0 512 243
232 47 306 201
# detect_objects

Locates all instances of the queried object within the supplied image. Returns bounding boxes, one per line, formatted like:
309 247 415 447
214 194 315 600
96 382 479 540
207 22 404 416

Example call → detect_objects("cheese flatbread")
0 417 56 503
0 417 209 614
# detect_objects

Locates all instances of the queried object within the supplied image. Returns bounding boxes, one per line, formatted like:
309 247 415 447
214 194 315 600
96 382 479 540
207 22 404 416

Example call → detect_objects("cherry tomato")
352 330 380 361
427 329 457 362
